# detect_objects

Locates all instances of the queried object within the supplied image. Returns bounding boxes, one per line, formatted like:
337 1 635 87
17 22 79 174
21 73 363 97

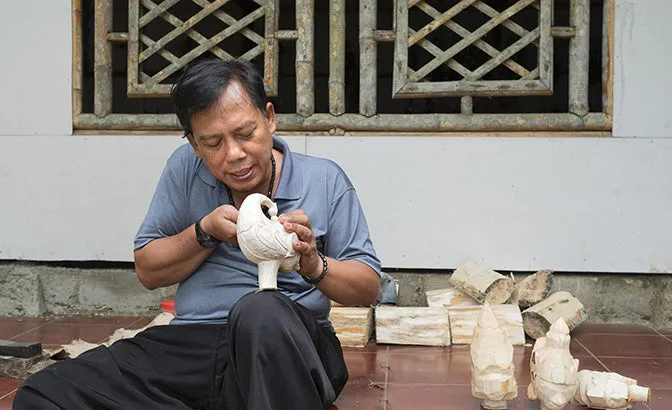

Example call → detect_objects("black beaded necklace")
226 152 276 209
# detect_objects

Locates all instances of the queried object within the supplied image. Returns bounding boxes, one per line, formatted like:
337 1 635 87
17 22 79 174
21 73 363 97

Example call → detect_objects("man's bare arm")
134 205 238 290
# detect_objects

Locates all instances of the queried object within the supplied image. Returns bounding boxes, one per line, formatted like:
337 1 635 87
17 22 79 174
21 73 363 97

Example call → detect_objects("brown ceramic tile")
10 323 123 345
577 334 672 358
50 315 141 326
127 316 156 328
388 351 467 385
386 384 540 410
0 378 21 398
386 345 452 354
572 323 659 336
331 381 385 410
342 345 386 354
0 390 16 410
0 317 54 339
598 357 672 390
343 351 388 384
647 389 672 410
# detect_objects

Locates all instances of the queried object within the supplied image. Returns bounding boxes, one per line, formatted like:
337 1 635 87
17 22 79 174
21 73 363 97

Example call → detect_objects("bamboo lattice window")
73 0 613 133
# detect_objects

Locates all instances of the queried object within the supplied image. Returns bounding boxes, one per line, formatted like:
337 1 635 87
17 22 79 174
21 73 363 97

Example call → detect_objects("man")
14 59 381 409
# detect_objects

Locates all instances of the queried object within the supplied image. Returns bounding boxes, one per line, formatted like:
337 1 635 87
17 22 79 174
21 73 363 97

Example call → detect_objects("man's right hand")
200 205 239 247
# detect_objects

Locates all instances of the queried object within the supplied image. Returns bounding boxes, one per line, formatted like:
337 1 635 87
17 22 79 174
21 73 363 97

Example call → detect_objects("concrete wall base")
1 262 670 330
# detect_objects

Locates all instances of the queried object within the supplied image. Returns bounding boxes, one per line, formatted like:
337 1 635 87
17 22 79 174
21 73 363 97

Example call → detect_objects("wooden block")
449 261 515 304
517 270 553 309
0 340 42 358
375 307 451 346
522 291 587 339
0 354 49 379
448 304 525 345
329 307 373 347
426 286 478 308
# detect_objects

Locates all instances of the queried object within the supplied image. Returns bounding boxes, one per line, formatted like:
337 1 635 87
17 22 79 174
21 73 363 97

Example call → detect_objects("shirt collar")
196 135 303 200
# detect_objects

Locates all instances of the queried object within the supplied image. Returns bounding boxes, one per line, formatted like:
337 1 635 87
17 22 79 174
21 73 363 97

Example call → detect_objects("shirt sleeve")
134 163 190 251
324 187 383 278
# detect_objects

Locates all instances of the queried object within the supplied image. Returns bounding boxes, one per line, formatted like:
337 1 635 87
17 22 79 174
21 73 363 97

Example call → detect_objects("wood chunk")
522 291 587 340
449 261 515 304
517 270 553 309
329 307 373 347
425 286 478 308
375 307 451 346
0 340 42 358
448 304 525 345
0 354 49 379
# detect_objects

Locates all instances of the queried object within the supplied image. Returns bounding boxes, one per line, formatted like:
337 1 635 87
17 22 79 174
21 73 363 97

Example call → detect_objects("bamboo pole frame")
72 0 615 133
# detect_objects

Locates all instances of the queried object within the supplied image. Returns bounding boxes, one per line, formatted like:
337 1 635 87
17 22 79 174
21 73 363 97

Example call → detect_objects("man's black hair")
171 58 267 134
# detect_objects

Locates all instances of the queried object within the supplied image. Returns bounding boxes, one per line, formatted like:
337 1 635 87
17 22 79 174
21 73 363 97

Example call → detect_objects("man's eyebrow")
232 121 257 133
198 133 221 141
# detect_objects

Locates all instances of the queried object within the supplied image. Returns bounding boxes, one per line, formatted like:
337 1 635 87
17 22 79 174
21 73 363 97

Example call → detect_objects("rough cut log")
425 285 478 308
517 270 554 309
329 307 373 347
448 304 525 345
522 291 587 340
375 307 451 346
449 261 515 304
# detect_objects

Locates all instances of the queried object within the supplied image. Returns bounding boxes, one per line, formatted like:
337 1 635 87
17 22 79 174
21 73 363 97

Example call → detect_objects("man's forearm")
311 259 380 307
134 224 214 290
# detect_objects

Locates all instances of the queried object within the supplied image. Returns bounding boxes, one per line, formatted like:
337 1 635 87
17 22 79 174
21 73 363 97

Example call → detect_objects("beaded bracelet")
303 250 328 285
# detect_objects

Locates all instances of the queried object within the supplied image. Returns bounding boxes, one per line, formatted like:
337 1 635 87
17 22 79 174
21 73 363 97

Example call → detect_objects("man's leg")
13 323 226 410
222 291 348 410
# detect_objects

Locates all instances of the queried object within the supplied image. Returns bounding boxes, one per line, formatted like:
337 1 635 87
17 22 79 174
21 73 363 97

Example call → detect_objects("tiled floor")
0 318 670 409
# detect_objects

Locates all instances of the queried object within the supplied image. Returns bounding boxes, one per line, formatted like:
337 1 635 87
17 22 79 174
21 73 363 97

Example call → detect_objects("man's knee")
229 291 297 336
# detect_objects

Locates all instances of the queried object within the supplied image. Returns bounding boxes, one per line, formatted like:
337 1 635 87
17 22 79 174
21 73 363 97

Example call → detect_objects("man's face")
187 81 276 195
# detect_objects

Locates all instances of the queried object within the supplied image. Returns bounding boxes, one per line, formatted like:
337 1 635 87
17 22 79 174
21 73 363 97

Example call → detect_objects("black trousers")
13 291 348 410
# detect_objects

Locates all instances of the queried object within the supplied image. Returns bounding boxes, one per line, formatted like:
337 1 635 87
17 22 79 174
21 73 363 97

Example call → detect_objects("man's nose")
225 140 247 160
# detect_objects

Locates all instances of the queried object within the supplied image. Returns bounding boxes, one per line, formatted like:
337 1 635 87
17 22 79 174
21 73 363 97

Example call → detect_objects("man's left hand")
278 210 322 279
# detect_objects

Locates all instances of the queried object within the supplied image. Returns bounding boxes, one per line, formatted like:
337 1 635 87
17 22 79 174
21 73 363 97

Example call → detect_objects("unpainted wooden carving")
572 370 650 409
527 318 579 410
237 193 300 290
470 302 518 409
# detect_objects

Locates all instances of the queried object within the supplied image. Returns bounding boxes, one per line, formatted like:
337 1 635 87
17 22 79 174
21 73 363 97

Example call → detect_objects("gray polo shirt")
134 136 382 326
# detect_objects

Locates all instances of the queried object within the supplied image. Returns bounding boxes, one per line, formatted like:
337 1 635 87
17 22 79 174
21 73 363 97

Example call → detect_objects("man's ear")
265 102 277 135
186 133 201 157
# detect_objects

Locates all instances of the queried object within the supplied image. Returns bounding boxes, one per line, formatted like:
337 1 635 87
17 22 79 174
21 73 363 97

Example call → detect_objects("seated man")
14 58 381 410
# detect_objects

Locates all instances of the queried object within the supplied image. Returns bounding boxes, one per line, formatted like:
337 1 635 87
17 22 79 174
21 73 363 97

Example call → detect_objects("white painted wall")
613 0 672 137
0 1 72 136
0 1 671 273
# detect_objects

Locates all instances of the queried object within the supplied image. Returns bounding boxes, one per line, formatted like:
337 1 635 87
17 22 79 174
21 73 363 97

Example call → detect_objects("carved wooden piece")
237 193 300 290
425 285 478 308
470 302 518 409
448 304 525 345
527 319 579 410
449 261 515 304
329 307 373 347
517 270 553 309
572 370 650 409
522 291 587 339
375 307 451 346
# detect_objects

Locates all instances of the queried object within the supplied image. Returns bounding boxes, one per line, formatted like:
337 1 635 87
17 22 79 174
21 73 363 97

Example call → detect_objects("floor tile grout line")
8 318 57 341
382 346 389 410
0 388 17 400
653 328 672 343
575 339 611 372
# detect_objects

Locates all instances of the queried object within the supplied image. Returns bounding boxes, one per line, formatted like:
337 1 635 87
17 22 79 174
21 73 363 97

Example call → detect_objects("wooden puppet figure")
527 318 579 410
237 193 300 290
470 302 518 409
